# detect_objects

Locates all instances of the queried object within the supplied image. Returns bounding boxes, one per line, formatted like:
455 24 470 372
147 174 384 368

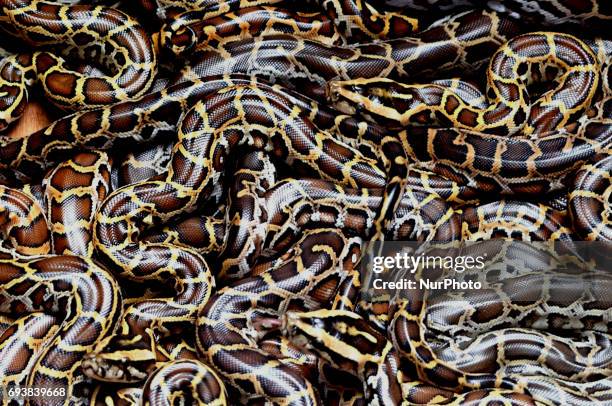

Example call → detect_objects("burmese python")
277 207 609 404
160 5 345 55
43 151 112 257
281 303 612 405
157 0 419 45
141 360 227 406
381 0 612 29
88 143 456 402
0 0 610 404
0 254 122 405
327 32 599 136
389 95 612 197
175 9 522 99
0 312 60 405
0 74 393 180
193 172 458 403
0 0 157 132
84 83 404 404
569 153 612 241
0 185 49 256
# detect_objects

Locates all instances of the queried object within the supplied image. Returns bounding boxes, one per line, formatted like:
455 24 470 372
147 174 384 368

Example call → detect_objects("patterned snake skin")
0 0 157 131
0 0 610 405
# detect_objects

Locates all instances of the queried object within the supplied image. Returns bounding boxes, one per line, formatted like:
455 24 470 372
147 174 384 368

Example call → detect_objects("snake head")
327 78 418 126
327 80 361 115
81 335 157 383
282 309 388 365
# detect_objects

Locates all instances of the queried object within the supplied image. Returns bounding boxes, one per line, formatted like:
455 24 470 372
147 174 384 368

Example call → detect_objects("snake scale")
0 0 610 405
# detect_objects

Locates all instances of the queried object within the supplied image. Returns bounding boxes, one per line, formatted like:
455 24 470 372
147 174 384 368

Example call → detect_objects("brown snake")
43 150 112 257
0 0 157 132
176 9 522 99
0 0 610 404
328 32 599 136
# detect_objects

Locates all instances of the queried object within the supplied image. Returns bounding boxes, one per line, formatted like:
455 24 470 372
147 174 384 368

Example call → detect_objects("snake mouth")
81 354 149 383
281 312 312 350
326 81 342 102
81 344 155 384
327 82 358 115
81 355 117 382
279 311 298 335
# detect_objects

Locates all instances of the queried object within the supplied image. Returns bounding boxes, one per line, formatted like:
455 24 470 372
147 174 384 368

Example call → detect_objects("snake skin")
0 0 609 404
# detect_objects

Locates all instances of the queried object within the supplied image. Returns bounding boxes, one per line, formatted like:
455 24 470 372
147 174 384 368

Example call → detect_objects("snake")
216 149 279 280
91 82 399 267
219 168 459 282
0 185 50 256
90 385 144 406
389 95 612 197
0 312 60 405
195 171 459 403
21 90 218 394
0 0 609 403
86 83 403 400
89 128 454 402
141 360 227 406
281 306 612 405
0 177 121 406
43 150 112 257
357 198 579 334
327 32 599 136
0 153 117 404
88 80 403 347
160 5 345 56
86 336 213 404
379 211 606 404
0 254 122 405
265 195 603 404
379 0 612 30
568 153 612 241
277 209 608 402
157 0 418 46
83 142 459 400
96 79 409 271
322 36 612 197
116 142 173 188
390 279 611 404
281 309 540 405
0 73 393 180
0 0 157 132
461 200 575 241
196 227 362 404
176 9 522 100
85 152 264 398
142 206 227 257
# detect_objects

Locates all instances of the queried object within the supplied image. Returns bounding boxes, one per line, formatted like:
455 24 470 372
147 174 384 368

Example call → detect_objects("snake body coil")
0 0 157 131
0 0 610 404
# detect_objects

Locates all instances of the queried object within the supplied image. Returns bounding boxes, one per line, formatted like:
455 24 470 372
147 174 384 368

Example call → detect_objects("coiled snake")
0 0 610 405
0 0 157 132
328 32 599 136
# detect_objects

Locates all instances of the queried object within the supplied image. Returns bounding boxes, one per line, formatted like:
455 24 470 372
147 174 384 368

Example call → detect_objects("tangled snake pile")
0 0 610 405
